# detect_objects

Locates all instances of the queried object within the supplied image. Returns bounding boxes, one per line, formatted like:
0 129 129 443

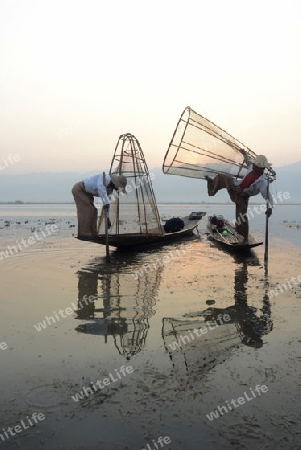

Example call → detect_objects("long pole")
103 172 111 263
264 173 270 270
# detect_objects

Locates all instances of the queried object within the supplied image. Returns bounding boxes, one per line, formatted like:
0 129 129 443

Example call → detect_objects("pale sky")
0 0 300 175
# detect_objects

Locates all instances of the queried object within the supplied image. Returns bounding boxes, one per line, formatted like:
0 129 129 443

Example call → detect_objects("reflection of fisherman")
206 153 274 244
72 173 127 239
203 263 273 348
164 258 273 361
204 302 272 348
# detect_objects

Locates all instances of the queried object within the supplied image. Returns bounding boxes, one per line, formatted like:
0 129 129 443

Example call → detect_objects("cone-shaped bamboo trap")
95 133 205 248
97 134 163 245
109 133 163 234
163 106 257 180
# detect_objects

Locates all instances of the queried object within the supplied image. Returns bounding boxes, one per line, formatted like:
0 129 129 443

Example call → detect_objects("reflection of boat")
94 133 206 248
207 214 263 251
74 251 163 358
162 256 273 375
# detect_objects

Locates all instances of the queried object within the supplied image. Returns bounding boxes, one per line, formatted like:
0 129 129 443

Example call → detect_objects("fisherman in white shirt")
72 173 127 239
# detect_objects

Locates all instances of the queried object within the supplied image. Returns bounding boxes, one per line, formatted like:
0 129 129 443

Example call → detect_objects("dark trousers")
72 181 98 236
207 174 249 239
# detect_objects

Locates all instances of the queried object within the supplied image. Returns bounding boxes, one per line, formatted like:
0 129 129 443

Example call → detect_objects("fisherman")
72 173 127 239
206 153 273 244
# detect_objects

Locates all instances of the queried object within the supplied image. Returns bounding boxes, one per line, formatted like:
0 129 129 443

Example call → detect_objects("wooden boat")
78 133 206 249
89 212 206 248
207 214 263 251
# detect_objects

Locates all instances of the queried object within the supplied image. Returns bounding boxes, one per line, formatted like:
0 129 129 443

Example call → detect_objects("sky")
0 0 300 175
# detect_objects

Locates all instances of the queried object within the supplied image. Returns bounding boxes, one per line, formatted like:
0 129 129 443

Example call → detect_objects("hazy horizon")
1 162 300 204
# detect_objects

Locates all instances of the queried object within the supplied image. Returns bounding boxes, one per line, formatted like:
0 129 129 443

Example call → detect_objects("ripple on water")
25 384 65 409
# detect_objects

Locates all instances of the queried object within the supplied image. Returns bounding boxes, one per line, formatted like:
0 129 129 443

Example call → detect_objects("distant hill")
0 162 300 204
273 162 301 204
275 161 301 172
0 169 211 203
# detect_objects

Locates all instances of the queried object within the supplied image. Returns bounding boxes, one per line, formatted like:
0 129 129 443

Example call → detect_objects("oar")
103 172 111 263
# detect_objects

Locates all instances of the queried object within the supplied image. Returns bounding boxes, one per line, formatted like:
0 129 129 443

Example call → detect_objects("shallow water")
0 204 301 449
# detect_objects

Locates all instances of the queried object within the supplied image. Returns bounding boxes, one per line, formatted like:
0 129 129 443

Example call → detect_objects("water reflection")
162 252 273 375
74 251 163 358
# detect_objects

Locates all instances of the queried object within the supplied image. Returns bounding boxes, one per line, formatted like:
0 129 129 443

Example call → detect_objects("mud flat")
1 220 301 449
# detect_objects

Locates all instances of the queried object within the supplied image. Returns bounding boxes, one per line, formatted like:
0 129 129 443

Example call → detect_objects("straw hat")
250 155 271 169
110 174 127 193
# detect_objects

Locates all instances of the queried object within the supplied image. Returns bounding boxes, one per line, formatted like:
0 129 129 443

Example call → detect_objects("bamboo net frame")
163 106 257 180
98 133 163 237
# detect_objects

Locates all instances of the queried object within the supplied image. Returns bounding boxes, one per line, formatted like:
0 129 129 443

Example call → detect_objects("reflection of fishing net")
163 106 256 180
98 133 163 236
162 317 240 376
101 265 162 357
76 255 163 358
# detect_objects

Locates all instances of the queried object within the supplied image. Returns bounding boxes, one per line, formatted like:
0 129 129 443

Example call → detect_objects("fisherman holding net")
206 153 273 244
72 173 127 239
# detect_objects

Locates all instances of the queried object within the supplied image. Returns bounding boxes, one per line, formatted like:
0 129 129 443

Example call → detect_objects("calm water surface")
0 203 301 449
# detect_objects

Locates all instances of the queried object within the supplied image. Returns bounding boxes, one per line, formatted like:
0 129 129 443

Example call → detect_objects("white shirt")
234 165 273 207
83 173 112 205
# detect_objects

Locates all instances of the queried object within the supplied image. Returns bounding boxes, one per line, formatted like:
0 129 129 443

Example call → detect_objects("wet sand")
1 216 301 449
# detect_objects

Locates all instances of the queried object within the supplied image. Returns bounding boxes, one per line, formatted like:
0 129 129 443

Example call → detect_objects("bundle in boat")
163 106 257 180
98 133 164 238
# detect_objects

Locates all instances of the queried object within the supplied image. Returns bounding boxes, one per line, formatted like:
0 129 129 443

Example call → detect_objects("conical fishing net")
98 133 163 236
163 107 257 180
